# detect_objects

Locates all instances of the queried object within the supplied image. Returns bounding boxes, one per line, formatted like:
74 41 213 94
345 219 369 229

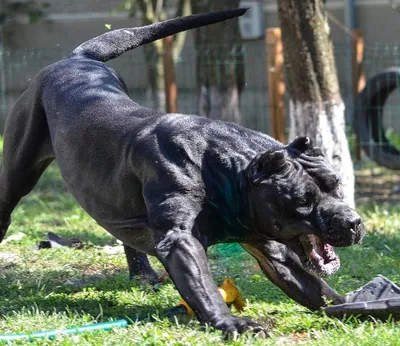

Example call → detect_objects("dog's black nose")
330 210 365 245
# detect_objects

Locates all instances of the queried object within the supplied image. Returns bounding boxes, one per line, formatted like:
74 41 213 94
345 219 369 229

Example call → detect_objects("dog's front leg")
155 230 267 336
242 241 345 310
144 183 267 336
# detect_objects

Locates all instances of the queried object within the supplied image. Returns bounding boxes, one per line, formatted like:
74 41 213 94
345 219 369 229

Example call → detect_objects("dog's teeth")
349 228 356 235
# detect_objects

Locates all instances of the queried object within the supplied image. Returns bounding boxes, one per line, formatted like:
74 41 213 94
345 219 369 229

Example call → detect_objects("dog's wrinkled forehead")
248 136 341 194
289 137 341 192
297 153 340 191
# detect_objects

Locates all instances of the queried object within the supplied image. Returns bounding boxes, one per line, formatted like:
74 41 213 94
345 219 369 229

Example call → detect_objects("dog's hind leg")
0 89 54 242
123 244 160 285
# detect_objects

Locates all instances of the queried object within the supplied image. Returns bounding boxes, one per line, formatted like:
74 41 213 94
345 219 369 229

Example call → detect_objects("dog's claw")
214 316 270 339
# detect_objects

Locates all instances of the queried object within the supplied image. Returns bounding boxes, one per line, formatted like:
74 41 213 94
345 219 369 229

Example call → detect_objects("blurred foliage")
386 127 400 150
0 0 49 25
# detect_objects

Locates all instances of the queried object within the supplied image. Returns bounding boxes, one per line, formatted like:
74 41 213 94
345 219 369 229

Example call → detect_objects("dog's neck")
240 159 283 243
204 165 264 245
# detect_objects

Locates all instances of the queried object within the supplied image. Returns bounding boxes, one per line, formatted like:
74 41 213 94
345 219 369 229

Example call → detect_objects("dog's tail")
70 8 247 62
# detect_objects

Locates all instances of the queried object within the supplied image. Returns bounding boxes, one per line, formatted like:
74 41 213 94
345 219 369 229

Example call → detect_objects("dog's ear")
288 136 324 157
289 136 312 152
249 149 288 184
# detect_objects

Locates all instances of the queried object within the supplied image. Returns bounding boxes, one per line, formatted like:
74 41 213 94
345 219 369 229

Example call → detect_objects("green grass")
0 158 399 345
386 127 400 151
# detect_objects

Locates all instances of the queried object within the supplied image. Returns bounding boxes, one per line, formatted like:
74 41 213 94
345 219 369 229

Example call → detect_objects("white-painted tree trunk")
288 99 355 208
277 0 355 207
192 0 244 124
198 85 241 124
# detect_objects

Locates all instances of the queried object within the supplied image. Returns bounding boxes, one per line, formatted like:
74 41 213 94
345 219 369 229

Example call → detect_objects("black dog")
0 9 365 336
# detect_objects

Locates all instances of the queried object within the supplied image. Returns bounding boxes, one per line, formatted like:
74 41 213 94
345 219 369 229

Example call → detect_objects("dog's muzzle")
324 209 366 247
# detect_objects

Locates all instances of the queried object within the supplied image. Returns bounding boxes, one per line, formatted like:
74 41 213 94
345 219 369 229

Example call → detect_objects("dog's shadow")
0 268 177 322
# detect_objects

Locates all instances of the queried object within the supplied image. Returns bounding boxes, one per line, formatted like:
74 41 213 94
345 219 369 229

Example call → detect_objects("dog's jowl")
0 9 365 336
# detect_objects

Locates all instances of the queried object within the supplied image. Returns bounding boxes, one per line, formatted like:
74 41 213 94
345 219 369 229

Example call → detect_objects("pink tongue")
310 249 324 265
309 245 340 276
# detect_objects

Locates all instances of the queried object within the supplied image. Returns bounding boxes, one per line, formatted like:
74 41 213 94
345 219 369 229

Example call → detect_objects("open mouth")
299 234 340 277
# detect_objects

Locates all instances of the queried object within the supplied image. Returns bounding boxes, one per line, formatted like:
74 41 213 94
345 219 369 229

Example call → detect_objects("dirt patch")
0 251 20 275
355 166 400 204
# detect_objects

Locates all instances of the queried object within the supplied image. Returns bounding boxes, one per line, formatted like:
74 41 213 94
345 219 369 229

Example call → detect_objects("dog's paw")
213 316 270 339
130 272 160 286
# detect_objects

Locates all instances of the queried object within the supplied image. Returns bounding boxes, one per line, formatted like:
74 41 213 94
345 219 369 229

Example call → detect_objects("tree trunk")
138 0 167 113
277 0 355 208
135 0 191 112
191 0 244 124
143 42 166 112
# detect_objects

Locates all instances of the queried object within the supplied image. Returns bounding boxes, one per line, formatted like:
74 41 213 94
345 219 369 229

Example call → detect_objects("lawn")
0 152 399 345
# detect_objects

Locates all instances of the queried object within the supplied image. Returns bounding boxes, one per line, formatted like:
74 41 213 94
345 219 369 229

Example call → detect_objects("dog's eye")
327 177 341 192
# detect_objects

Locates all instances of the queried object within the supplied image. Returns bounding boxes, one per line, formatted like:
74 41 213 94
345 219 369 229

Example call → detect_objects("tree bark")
277 0 355 207
143 42 166 112
137 0 191 112
191 0 244 124
138 0 166 112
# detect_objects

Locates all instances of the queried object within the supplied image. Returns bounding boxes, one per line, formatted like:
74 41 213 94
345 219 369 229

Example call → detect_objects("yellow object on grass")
178 277 246 317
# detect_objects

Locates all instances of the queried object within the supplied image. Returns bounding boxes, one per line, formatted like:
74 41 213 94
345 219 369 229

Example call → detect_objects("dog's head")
245 136 365 277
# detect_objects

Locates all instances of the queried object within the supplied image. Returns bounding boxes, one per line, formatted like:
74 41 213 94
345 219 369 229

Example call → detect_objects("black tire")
354 67 400 169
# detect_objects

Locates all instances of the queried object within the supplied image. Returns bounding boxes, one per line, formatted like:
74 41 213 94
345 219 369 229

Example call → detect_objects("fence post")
352 29 365 96
266 28 286 143
352 29 365 161
163 35 177 113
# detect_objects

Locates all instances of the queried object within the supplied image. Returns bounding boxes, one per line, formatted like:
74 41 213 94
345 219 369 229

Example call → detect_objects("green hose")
0 319 128 342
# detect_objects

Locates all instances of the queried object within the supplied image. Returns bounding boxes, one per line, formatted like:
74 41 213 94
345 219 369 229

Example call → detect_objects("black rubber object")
324 276 400 320
324 298 400 320
354 67 400 169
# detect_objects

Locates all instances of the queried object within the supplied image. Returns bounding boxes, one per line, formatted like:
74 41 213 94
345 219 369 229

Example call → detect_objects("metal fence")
0 42 270 133
1 40 400 168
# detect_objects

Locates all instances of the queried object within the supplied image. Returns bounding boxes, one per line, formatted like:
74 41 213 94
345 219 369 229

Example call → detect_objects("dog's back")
0 9 249 231
35 8 249 156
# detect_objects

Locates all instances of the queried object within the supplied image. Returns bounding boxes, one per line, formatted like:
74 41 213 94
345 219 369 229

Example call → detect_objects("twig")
326 11 357 38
